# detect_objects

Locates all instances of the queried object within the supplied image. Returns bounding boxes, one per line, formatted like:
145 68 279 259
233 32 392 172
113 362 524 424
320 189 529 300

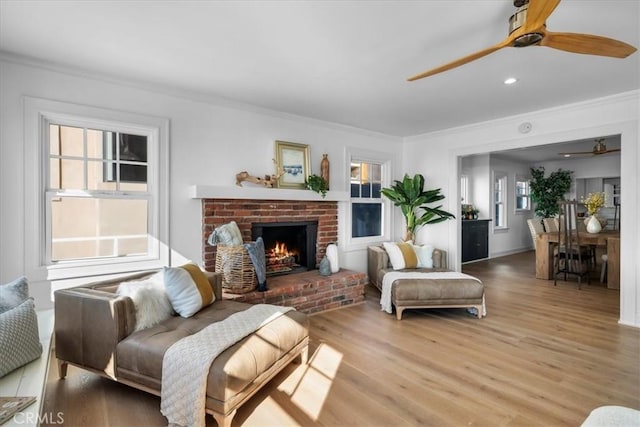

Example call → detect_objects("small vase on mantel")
586 215 602 234
320 154 330 190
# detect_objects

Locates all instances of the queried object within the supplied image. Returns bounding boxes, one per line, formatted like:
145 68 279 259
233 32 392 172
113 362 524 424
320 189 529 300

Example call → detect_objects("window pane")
352 203 382 238
87 160 117 191
351 183 360 198
372 183 381 199
350 162 361 182
362 182 371 198
49 159 61 190
370 163 381 181
59 125 84 157
86 129 106 160
120 134 148 162
51 197 148 261
49 124 60 156
59 159 84 189
516 196 527 210
119 164 147 184
120 181 148 192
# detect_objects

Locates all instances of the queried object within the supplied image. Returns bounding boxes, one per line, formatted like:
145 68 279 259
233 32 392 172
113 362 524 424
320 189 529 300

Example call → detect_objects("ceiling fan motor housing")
509 4 544 47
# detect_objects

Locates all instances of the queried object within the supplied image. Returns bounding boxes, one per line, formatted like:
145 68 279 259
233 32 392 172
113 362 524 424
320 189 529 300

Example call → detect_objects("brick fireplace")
200 198 366 314
202 199 338 272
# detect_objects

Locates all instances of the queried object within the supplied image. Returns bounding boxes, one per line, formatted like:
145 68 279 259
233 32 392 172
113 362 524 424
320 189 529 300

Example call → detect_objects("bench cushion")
116 300 308 412
392 277 484 306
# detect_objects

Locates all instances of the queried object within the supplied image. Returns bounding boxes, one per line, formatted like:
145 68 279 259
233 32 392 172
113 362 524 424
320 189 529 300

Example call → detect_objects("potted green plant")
529 167 573 218
305 174 328 198
381 173 455 241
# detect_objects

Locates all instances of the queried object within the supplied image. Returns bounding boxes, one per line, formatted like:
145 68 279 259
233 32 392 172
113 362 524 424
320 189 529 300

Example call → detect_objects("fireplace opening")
252 221 318 276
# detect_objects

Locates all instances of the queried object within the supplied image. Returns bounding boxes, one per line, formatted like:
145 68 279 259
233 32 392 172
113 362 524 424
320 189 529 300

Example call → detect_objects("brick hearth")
223 269 367 314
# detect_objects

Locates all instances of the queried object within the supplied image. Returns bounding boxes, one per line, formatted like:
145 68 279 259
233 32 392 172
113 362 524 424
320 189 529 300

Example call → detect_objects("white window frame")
460 174 470 204
515 175 531 213
24 97 170 281
342 148 392 250
493 171 508 230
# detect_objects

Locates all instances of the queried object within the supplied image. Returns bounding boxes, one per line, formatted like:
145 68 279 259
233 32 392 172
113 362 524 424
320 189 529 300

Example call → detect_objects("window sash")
494 174 507 228
350 159 383 239
515 178 531 211
24 97 169 281
344 150 392 249
45 191 154 265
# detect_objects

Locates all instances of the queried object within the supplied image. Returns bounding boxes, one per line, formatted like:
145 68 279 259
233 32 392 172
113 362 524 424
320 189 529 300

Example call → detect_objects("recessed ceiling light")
504 77 518 85
564 154 571 158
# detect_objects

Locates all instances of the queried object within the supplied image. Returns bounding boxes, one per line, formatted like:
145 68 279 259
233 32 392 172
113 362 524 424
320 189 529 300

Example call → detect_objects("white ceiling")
493 134 621 163
0 0 638 138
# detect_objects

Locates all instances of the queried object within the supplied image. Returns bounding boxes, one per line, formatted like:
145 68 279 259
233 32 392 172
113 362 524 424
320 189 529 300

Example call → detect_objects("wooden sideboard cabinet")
462 219 490 263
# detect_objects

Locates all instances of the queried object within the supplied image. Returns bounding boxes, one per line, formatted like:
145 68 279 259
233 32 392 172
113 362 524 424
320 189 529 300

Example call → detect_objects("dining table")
535 230 620 289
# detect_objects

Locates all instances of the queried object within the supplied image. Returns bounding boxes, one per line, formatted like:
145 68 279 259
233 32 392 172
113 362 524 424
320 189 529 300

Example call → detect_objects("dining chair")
554 200 591 289
542 217 559 233
527 218 545 250
601 203 620 282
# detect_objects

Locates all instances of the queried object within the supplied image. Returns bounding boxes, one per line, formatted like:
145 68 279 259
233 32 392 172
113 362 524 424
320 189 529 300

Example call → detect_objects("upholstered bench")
368 245 485 320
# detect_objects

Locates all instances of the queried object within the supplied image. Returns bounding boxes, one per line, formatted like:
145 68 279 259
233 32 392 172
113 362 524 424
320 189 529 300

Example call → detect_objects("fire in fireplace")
252 221 318 276
266 241 299 273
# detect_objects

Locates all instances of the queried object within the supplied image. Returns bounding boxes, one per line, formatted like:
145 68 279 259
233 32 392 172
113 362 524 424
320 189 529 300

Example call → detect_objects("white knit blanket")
160 304 293 427
381 271 484 314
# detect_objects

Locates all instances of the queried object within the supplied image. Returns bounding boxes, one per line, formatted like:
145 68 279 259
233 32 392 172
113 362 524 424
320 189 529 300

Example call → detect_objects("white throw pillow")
412 244 435 268
383 241 418 270
164 263 215 318
117 274 174 332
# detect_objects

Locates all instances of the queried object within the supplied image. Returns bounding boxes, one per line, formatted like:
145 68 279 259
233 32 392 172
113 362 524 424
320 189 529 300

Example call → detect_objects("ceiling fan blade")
541 31 637 58
598 148 621 154
407 39 511 81
523 0 561 31
558 151 596 155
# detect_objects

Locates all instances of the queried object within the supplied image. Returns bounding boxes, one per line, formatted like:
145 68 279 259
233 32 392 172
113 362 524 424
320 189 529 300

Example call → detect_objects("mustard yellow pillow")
163 263 215 317
383 242 418 270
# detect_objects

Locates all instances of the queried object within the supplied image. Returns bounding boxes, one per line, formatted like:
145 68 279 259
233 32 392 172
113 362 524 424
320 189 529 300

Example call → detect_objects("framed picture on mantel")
275 141 309 189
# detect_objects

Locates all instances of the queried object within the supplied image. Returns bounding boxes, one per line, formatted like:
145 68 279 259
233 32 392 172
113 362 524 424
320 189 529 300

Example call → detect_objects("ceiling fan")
408 0 637 81
558 139 621 157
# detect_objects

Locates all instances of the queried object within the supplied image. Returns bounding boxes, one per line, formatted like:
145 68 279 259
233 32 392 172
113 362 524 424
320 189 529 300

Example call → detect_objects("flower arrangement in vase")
582 192 607 231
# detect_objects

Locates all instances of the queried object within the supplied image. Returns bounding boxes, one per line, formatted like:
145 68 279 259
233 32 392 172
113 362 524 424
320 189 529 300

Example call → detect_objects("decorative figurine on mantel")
320 154 330 190
235 163 285 188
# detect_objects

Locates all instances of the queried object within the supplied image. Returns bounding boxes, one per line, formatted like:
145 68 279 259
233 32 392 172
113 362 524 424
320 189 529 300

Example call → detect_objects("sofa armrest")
432 249 448 270
204 271 223 301
54 288 135 379
367 246 389 289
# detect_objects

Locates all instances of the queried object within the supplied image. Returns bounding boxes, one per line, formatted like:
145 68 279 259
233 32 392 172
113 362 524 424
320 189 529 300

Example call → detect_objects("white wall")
535 154 621 181
489 156 535 257
459 153 536 258
0 57 401 308
403 91 639 327
461 154 491 219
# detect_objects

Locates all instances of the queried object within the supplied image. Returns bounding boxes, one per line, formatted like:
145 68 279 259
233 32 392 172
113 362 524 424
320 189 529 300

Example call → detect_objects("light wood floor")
42 251 639 426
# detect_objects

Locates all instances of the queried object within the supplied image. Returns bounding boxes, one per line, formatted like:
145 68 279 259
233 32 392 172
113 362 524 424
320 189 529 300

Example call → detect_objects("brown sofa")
54 271 309 427
367 245 485 320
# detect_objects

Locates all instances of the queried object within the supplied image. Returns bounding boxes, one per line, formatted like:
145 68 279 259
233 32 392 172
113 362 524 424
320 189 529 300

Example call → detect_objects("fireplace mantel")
190 185 349 201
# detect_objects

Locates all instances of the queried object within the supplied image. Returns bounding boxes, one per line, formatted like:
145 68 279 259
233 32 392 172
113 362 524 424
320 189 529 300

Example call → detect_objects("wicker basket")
214 245 257 294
